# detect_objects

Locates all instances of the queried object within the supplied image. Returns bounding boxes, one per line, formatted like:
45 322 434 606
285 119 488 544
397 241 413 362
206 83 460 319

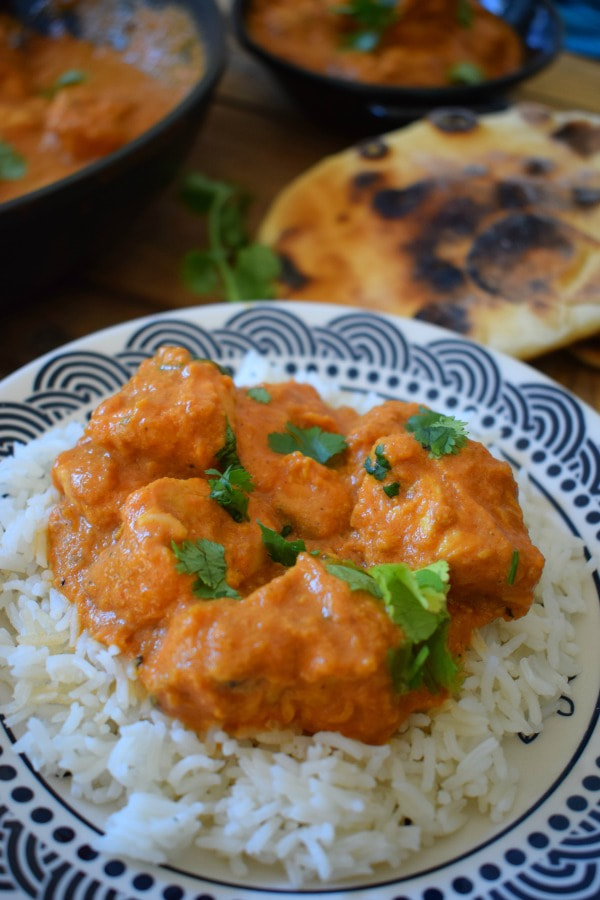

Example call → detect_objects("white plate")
1 301 599 900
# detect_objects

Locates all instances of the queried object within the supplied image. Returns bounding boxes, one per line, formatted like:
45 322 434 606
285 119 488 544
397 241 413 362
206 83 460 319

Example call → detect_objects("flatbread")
569 335 600 369
258 104 600 359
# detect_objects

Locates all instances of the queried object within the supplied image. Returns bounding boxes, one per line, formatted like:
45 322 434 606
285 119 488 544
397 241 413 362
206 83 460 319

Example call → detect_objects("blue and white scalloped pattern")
1 305 599 900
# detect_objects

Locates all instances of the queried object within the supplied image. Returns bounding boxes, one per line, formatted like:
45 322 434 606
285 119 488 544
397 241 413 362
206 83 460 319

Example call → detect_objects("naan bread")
259 104 600 359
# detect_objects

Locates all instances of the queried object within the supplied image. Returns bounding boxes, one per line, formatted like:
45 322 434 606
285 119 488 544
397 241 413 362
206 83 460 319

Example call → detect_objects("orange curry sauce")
0 10 202 203
48 348 544 745
246 0 524 88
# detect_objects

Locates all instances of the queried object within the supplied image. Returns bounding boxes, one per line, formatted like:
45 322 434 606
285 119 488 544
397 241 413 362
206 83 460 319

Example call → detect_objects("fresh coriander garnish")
171 538 240 599
406 406 468 459
325 561 382 598
258 522 306 567
383 481 400 497
247 386 271 404
180 173 281 302
209 420 254 521
205 464 254 523
364 443 391 481
371 560 460 693
333 0 399 52
215 420 242 470
192 357 231 376
268 422 348 465
325 557 460 694
0 140 26 181
507 549 519 585
456 0 474 27
42 68 88 99
448 61 484 84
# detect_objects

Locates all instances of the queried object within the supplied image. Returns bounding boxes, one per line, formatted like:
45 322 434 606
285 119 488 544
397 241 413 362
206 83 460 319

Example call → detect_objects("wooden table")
2 6 600 411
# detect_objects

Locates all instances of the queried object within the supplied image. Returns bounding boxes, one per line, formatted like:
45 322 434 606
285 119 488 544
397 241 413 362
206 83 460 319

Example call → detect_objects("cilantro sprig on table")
406 406 468 459
180 173 281 302
171 538 239 599
333 0 399 52
268 422 348 465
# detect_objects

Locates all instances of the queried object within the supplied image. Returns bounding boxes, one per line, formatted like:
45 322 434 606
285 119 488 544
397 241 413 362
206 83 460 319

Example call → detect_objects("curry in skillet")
0 7 202 203
48 348 543 745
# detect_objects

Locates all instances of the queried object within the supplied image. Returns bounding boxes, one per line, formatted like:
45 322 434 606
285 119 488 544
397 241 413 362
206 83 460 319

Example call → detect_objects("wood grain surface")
2 2 599 411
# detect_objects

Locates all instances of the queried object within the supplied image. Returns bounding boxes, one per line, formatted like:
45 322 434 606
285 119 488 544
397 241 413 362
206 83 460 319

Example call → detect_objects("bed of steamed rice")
0 358 590 887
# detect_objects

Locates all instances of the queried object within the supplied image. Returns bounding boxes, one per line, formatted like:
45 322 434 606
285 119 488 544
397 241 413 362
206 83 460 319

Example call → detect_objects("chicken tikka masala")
48 347 544 745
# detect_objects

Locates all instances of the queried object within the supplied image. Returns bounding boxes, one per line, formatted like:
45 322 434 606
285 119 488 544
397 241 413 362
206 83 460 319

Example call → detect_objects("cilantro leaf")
456 0 474 27
448 61 484 85
370 563 445 641
171 538 239 599
422 620 460 693
247 386 271 404
43 68 88 98
215 420 242 470
368 560 458 695
268 422 348 465
383 481 400 498
233 244 282 301
364 444 391 481
405 406 468 459
325 561 382 598
0 140 26 181
334 0 399 51
181 249 220 294
258 522 306 567
206 465 254 523
179 173 281 302
192 357 231 376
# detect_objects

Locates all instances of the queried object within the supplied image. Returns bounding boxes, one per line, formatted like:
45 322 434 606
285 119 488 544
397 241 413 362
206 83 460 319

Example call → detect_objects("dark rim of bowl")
232 0 563 102
0 0 227 215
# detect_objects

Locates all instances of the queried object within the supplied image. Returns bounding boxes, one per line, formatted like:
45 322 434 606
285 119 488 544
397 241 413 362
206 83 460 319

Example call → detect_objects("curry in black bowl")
232 0 562 133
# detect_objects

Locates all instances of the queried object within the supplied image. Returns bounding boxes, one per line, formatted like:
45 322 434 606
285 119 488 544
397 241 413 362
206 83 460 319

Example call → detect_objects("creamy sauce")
48 347 544 744
246 0 524 88
0 8 203 203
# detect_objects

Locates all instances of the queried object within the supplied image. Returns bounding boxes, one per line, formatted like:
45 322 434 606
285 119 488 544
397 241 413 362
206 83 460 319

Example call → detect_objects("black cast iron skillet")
0 0 226 302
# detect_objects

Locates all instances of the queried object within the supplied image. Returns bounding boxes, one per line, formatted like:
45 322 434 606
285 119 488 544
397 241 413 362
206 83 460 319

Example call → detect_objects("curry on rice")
48 348 544 745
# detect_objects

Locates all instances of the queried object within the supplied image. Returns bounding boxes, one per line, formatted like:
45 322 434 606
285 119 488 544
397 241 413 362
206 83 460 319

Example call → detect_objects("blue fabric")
554 1 600 59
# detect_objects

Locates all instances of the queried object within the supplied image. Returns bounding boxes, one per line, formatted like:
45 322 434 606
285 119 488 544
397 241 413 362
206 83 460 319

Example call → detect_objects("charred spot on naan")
279 253 312 291
552 119 600 158
466 213 583 303
357 137 390 160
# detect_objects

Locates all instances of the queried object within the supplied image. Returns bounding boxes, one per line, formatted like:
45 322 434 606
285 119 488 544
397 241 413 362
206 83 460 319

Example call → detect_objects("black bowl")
232 0 562 134
0 0 226 301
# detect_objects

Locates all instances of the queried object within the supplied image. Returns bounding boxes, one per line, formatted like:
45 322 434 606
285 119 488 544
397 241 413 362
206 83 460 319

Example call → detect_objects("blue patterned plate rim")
0 301 599 900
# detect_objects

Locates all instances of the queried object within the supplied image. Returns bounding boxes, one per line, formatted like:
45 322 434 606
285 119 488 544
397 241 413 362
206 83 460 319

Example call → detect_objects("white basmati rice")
0 364 590 887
